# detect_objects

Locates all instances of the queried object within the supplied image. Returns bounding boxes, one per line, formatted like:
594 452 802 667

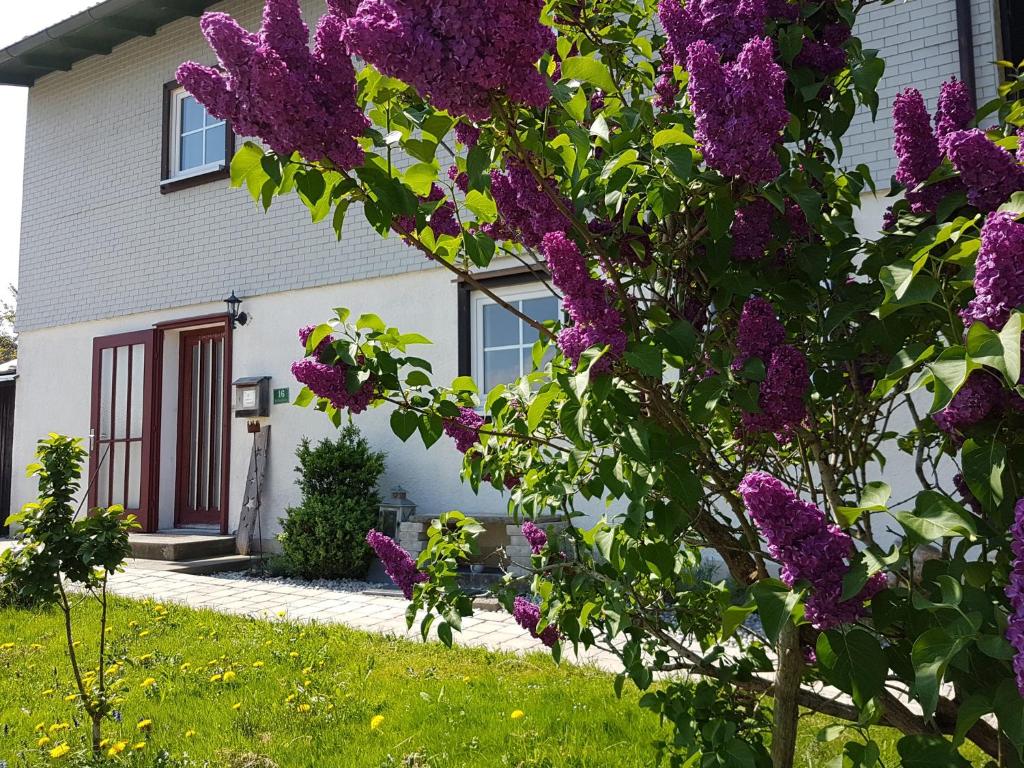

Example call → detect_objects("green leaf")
405 162 438 197
653 128 696 149
561 55 616 93
589 114 610 143
911 628 971 717
751 579 802 645
965 313 1021 385
721 603 755 641
835 480 890 527
528 388 559 431
894 491 977 544
293 386 314 407
390 409 419 442
464 190 497 222
816 628 887 709
230 141 265 188
450 376 477 393
895 736 969 768
356 313 386 333
960 438 1005 513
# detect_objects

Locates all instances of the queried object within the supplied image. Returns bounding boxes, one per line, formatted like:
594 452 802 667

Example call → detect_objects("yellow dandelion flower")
463 676 471 683
285 694 296 704
276 610 286 617
180 663 191 672
184 729 196 738
138 631 150 638
232 702 242 711
41 689 55 696
222 670 237 683
72 641 81 648
137 654 153 662
154 604 165 612
37 736 51 747
370 715 385 731
34 722 45 732
209 674 222 682
302 666 312 675
137 719 153 731
129 621 138 628
106 664 121 677
63 694 77 702
49 743 71 759
31 643 43 649
133 742 146 750
107 741 127 756
48 723 69 733
252 661 265 668
0 642 14 650
264 640 273 646
510 710 525 720
303 679 311 686
297 704 311 713
140 677 157 688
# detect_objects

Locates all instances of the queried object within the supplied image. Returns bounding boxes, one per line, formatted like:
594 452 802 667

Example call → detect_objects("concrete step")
126 554 254 575
129 532 236 561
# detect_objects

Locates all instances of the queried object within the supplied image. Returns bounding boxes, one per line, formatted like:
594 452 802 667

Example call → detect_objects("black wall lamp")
225 291 249 329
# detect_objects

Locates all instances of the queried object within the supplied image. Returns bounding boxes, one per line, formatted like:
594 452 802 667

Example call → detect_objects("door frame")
87 329 162 533
167 317 232 533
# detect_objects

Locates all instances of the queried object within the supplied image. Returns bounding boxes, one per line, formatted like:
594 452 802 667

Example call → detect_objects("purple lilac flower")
590 90 605 113
339 0 554 120
291 327 375 413
932 371 1002 437
489 163 572 248
521 521 547 554
366 529 427 599
513 596 559 647
795 23 850 75
686 37 789 184
730 199 775 262
1007 499 1024 694
766 0 799 22
961 212 1024 330
659 0 767 67
733 297 785 371
934 77 974 145
892 88 945 214
653 54 679 111
944 129 1024 212
741 345 809 440
447 165 469 193
542 232 627 371
738 472 887 630
178 0 369 171
444 406 485 454
454 123 481 148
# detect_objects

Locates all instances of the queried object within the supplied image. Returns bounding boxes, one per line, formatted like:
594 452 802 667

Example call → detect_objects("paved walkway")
106 566 621 671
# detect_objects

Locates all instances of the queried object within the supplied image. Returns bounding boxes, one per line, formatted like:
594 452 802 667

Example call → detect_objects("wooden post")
236 424 269 556
771 620 803 767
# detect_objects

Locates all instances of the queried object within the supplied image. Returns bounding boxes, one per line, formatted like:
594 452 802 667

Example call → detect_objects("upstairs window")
161 81 233 192
1001 0 1023 71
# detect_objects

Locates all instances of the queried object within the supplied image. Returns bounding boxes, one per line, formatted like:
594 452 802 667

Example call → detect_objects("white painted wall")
11 267 523 542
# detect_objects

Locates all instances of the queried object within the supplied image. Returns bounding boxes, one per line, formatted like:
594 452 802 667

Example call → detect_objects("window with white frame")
472 286 560 392
167 87 227 180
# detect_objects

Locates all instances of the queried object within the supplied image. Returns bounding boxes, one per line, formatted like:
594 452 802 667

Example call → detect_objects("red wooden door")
88 330 160 532
175 328 227 527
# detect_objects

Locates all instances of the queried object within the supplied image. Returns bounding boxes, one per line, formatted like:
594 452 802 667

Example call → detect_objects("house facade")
2 0 1019 547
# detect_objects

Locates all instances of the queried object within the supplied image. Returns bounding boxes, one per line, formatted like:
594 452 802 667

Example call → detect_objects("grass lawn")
0 597 983 767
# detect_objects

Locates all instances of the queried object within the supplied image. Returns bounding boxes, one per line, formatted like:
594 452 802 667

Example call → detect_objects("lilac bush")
189 0 1024 761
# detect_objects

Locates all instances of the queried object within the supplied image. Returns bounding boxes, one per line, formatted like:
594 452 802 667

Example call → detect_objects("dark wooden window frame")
165 315 233 534
160 78 234 194
456 265 552 378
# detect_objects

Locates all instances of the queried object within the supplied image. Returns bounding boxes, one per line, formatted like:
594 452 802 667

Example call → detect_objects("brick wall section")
15 0 1004 332
845 0 1001 185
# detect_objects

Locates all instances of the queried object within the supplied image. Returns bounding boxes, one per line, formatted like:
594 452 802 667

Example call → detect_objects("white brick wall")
14 0 1004 332
16 0 437 333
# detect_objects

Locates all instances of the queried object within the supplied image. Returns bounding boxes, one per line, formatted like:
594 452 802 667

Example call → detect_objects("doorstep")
129 530 236 562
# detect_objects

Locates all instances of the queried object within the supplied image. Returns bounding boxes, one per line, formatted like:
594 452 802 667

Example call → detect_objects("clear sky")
0 1 100 297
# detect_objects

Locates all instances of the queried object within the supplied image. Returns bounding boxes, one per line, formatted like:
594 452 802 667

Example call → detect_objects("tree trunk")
771 621 803 768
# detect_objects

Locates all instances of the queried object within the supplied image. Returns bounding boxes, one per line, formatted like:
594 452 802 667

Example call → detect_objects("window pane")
204 108 224 127
114 345 129 439
521 296 560 343
127 441 142 509
129 344 144 439
181 95 204 133
180 132 204 171
483 348 520 391
483 302 519 348
205 123 226 165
